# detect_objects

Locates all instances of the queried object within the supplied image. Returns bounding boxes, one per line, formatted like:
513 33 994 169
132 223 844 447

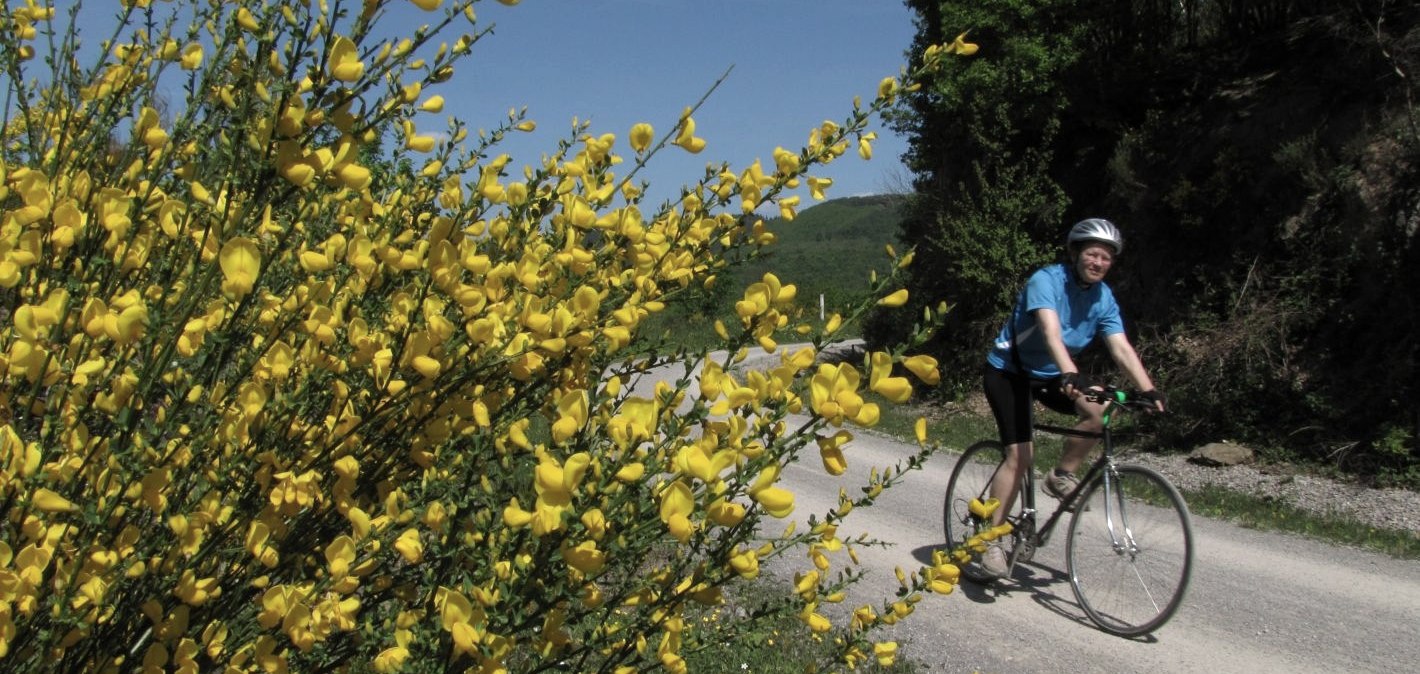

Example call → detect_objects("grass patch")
876 393 1420 560
867 397 997 454
682 589 921 674
1180 484 1420 558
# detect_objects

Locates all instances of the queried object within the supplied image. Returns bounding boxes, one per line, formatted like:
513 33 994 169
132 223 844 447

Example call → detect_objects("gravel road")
697 345 1420 672
774 429 1420 673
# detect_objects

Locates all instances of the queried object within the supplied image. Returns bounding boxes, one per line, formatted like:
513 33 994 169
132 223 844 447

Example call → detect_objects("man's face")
1074 242 1115 285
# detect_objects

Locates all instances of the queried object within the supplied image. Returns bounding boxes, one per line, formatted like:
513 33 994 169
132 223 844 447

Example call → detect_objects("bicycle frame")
1012 394 1131 555
949 387 1192 635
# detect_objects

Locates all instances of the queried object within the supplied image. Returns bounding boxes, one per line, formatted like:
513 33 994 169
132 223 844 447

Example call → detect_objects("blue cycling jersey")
986 263 1125 379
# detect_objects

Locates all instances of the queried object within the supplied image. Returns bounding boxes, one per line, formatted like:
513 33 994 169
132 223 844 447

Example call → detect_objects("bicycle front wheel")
1066 464 1193 636
943 440 1023 581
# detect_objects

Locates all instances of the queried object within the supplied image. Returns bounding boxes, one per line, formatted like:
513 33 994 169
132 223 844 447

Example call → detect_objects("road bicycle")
942 386 1194 636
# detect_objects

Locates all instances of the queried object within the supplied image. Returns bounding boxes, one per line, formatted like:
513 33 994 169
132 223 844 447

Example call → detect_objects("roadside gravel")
1127 451 1420 535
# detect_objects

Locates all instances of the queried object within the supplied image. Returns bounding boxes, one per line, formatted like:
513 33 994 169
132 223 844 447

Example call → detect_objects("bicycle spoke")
1066 465 1193 636
1130 561 1163 615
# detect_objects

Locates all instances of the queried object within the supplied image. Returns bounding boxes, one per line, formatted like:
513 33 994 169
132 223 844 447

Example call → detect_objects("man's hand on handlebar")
1077 384 1168 413
1057 372 1095 399
1137 389 1167 413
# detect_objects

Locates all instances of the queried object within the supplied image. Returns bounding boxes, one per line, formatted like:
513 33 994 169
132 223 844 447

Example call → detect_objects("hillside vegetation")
646 195 905 346
737 195 906 314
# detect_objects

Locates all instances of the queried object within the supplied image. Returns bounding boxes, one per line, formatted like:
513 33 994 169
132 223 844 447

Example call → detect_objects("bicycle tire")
943 440 1024 582
1066 463 1194 636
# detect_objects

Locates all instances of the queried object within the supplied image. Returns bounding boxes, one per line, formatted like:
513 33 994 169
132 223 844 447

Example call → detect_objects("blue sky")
410 0 920 208
65 0 920 210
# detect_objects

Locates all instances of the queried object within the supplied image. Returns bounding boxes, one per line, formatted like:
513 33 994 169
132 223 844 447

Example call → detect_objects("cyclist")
978 218 1165 579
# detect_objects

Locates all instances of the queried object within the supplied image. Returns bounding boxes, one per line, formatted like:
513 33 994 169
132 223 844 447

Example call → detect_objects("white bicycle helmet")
1066 218 1123 255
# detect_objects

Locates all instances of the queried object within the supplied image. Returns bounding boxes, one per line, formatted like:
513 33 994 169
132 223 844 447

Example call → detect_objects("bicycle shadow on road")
909 545 1160 643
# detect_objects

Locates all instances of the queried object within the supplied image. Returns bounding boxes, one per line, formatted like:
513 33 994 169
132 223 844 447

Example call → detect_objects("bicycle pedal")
1014 538 1036 564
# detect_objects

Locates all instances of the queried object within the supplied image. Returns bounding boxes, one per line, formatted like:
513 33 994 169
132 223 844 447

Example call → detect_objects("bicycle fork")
1101 470 1141 559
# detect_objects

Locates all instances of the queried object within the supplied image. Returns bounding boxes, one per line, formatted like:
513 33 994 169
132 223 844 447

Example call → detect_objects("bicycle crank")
1013 522 1038 564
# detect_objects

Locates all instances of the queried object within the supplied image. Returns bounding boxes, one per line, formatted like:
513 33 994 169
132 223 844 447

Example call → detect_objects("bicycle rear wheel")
1066 464 1193 636
943 440 1025 582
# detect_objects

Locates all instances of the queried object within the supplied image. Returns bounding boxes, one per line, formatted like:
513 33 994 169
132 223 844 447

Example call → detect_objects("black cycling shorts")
981 364 1076 446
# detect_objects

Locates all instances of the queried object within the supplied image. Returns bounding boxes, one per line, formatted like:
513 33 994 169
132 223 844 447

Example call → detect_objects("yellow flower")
778 195 801 221
268 470 319 516
419 95 445 112
551 390 589 444
563 540 605 574
815 431 852 476
503 499 535 528
658 481 694 542
325 536 356 581
707 499 745 527
874 641 899 666
903 354 941 385
329 36 365 82
772 146 800 175
869 351 913 403
877 288 909 307
858 131 877 160
421 501 450 533
751 486 794 518
435 586 477 630
174 570 219 606
614 462 645 483
877 76 897 101
393 528 424 564
580 508 607 539
13 304 58 340
629 123 654 153
246 521 280 568
933 562 961 584
410 0 442 11
809 362 878 426
335 161 371 190
219 238 261 299
348 507 372 540
373 647 410 673
800 605 831 633
180 43 203 70
235 7 260 32
673 111 706 153
32 488 79 513
949 31 980 56
794 570 820 598
968 497 1000 520
412 355 441 379
728 547 759 579
915 417 928 444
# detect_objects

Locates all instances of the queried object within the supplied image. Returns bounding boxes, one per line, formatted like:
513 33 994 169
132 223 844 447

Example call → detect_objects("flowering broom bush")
0 1 979 671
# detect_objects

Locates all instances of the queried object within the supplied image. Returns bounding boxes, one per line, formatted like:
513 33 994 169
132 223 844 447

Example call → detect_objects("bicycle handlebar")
1082 385 1161 411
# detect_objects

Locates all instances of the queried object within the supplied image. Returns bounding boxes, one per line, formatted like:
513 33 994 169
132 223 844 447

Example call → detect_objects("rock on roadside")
1188 441 1254 467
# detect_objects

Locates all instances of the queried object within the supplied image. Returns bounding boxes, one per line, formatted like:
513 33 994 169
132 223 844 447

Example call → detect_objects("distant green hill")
734 194 907 318
645 194 907 349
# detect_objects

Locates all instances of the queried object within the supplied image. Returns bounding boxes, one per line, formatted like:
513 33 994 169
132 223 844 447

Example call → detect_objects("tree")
866 0 1079 393
882 0 1420 483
